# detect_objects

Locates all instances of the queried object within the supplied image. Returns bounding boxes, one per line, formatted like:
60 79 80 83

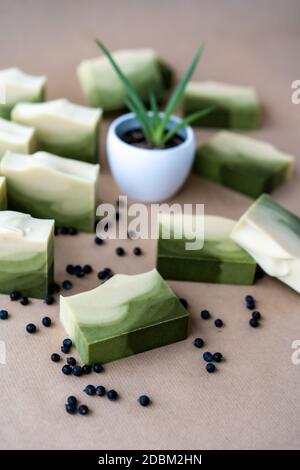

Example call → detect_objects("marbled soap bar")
0 117 36 157
60 269 189 364
0 177 7 210
157 214 256 285
1 150 99 233
11 99 102 163
231 194 300 294
183 81 260 129
78 48 172 111
194 132 294 198
0 211 54 298
0 68 46 119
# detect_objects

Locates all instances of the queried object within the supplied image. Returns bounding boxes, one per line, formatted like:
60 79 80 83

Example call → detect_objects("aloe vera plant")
96 40 214 147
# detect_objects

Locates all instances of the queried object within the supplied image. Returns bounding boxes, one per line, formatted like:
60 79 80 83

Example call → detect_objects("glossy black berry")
68 227 78 235
93 363 104 373
194 338 204 348
65 403 76 414
60 226 69 235
245 295 254 304
201 309 210 320
62 364 73 375
73 366 83 377
61 345 70 354
107 389 118 401
0 309 9 320
63 338 72 348
213 352 223 363
26 323 36 334
133 247 142 256
252 311 261 320
203 351 213 362
179 298 188 309
84 385 96 396
249 318 259 328
82 364 92 375
44 294 54 305
138 395 150 407
94 236 104 245
20 296 29 306
97 270 107 280
206 363 216 373
214 319 223 328
66 264 76 275
51 353 61 363
62 280 73 290
42 316 51 327
78 404 89 415
10 290 21 301
96 385 106 397
49 282 60 294
83 264 92 274
67 396 77 407
116 247 125 256
246 302 256 310
67 357 76 366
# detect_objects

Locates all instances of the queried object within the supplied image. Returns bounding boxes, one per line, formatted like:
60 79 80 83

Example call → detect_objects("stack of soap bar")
77 48 172 111
0 117 36 157
156 214 256 285
183 81 260 129
0 211 54 298
231 194 300 294
0 177 7 209
1 151 99 232
11 99 102 163
194 132 294 198
60 269 188 364
0 68 46 119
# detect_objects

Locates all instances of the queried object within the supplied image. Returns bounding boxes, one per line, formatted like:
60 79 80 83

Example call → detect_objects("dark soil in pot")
121 128 184 149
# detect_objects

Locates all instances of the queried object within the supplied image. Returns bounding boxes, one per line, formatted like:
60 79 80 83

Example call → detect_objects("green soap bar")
0 68 46 120
156 214 256 285
60 269 189 364
11 99 102 163
183 81 260 129
77 48 172 111
194 131 294 198
0 150 99 233
0 177 7 209
0 211 54 298
0 117 36 158
231 194 300 294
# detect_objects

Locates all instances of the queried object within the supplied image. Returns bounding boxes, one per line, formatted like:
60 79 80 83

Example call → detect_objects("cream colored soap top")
12 99 102 130
0 68 46 105
185 81 257 105
0 117 35 146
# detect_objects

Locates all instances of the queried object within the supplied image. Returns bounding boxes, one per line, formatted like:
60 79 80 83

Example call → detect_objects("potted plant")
97 41 213 202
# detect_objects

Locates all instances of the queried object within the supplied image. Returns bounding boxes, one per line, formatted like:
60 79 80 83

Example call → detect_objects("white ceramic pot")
106 112 196 202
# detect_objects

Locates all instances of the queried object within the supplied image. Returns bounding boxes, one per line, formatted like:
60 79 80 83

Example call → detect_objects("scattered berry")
116 247 125 256
82 364 92 374
49 282 60 294
20 296 29 306
78 404 89 415
10 290 21 301
93 363 104 373
62 280 73 290
42 316 51 327
246 302 256 310
201 309 210 320
206 363 216 373
107 389 118 401
51 353 61 363
67 396 77 407
83 264 92 274
194 338 204 348
65 403 76 414
44 294 54 305
67 357 76 366
84 385 96 396
73 366 83 377
214 319 223 328
96 385 106 397
0 309 9 320
63 338 72 348
179 298 188 309
245 295 254 304
203 351 213 362
97 270 107 280
252 311 261 320
133 247 142 256
61 345 70 354
60 226 69 235
66 264 76 275
138 395 150 407
62 364 73 375
94 236 104 245
249 318 259 328
26 323 36 334
68 227 78 236
213 352 223 363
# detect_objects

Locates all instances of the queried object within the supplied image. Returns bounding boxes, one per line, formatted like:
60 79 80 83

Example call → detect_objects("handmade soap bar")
60 269 189 364
77 48 172 111
0 117 36 158
0 211 54 298
0 177 7 210
231 194 300 294
194 132 294 198
0 150 99 233
11 99 102 163
156 214 256 285
183 81 260 129
0 68 46 119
